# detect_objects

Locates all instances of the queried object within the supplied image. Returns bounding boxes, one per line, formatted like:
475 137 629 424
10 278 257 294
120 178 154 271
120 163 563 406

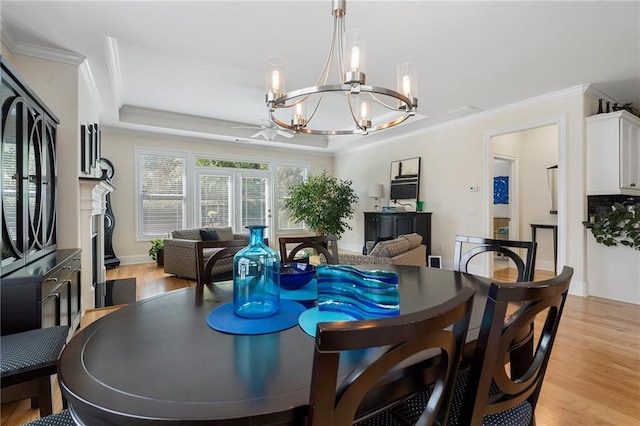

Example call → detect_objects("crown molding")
583 84 623 105
118 105 330 151
79 60 103 112
1 18 85 65
105 36 123 108
101 123 333 157
335 84 595 155
1 18 18 49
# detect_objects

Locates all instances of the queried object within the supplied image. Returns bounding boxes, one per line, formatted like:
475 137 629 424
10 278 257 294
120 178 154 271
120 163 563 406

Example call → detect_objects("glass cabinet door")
1 82 24 268
1 62 59 276
43 118 57 247
27 108 44 254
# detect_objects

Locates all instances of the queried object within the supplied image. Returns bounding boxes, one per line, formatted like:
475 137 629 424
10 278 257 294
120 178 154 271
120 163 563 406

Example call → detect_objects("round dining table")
59 265 490 425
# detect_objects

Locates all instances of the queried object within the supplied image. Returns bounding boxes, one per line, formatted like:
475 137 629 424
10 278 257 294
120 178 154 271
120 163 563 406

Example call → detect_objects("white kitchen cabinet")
586 110 640 195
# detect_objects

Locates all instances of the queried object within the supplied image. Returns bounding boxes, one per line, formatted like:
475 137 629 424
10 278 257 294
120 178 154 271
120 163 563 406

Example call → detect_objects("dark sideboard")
1 249 81 337
364 212 432 258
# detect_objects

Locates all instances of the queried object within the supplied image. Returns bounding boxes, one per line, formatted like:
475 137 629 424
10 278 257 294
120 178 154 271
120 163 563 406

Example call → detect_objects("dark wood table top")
59 265 490 425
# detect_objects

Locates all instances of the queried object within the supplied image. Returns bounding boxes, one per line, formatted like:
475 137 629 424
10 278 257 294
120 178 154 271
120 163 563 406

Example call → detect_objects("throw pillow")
200 229 219 241
400 233 422 249
367 236 394 255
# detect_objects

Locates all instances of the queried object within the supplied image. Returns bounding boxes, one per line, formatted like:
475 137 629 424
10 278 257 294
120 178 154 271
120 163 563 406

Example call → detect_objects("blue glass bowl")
280 263 316 290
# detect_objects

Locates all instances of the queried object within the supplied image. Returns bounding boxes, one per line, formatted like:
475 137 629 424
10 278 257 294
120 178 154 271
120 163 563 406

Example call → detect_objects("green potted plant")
582 201 640 249
285 170 359 238
148 238 165 266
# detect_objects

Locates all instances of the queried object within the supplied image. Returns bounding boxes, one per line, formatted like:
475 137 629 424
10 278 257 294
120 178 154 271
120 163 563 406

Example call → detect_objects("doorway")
491 156 518 275
486 121 562 278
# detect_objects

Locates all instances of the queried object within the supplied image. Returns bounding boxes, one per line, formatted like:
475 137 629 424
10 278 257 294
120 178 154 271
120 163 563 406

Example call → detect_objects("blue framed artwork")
493 176 509 204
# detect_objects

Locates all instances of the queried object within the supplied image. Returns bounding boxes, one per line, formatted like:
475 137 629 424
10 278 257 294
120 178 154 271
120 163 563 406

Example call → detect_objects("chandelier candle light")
265 0 418 136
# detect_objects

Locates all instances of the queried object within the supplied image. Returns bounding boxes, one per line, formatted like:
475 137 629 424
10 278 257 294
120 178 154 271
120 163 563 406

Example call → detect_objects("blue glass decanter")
233 225 281 318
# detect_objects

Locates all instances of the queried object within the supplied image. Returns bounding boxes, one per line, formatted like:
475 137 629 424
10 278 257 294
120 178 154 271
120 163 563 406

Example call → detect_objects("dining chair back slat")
278 235 339 264
308 287 476 426
195 239 267 287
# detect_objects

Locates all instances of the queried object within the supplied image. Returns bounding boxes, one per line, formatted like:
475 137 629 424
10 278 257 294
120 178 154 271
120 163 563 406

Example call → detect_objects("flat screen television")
390 180 418 200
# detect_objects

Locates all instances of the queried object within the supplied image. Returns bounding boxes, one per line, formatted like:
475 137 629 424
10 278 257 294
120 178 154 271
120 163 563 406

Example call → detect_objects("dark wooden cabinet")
364 212 432 257
1 249 81 336
1 56 60 276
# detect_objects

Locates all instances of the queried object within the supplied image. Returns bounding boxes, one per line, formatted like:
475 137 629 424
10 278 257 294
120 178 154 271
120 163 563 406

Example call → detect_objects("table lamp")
369 183 383 211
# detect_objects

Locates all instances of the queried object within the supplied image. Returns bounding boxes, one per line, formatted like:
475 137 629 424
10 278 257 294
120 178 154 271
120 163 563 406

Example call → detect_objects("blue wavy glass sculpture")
316 265 400 320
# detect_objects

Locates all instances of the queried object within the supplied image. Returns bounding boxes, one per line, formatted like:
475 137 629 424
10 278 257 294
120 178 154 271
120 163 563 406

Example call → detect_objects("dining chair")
278 235 339 264
195 240 249 286
0 326 69 417
454 234 538 378
308 287 476 426
24 409 75 425
391 266 574 426
453 235 537 282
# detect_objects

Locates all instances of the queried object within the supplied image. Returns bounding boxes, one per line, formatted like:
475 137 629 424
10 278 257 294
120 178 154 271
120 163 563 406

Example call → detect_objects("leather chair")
278 235 339 264
308 287 476 425
391 266 574 426
1 326 69 417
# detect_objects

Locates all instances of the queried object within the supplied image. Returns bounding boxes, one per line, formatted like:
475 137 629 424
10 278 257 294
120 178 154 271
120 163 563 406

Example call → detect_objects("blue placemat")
280 278 318 302
207 300 306 335
298 306 357 337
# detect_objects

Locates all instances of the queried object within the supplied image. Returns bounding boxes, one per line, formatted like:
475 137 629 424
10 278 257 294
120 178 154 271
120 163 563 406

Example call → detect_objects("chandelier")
265 0 418 136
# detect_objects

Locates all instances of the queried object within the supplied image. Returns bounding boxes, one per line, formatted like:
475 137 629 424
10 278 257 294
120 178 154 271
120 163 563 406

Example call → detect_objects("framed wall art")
80 124 91 173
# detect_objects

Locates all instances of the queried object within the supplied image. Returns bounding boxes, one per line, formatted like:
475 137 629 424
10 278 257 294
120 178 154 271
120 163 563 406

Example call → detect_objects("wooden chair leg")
37 376 53 417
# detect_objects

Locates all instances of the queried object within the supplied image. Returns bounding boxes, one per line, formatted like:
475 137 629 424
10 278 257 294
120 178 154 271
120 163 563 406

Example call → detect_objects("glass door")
197 170 271 235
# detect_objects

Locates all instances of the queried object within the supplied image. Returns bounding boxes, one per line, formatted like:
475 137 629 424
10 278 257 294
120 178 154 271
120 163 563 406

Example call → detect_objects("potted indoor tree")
148 239 165 266
285 170 359 238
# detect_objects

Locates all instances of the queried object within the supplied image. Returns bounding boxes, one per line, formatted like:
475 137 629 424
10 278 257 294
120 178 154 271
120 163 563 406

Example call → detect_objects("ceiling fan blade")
261 129 278 140
277 130 294 138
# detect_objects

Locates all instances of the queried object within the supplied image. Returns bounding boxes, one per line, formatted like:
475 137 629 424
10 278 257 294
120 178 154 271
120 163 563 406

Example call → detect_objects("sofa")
163 227 249 280
338 233 427 267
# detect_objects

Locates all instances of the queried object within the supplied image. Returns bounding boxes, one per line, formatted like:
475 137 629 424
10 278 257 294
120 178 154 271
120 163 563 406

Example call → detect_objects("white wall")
101 130 333 263
334 91 588 295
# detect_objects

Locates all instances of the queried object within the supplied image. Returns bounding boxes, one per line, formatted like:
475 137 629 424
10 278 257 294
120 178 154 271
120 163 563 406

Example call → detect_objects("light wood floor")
2 265 639 425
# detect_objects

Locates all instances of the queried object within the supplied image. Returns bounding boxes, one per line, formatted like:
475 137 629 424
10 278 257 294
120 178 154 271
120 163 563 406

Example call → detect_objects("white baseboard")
118 255 154 265
568 280 587 297
534 259 555 272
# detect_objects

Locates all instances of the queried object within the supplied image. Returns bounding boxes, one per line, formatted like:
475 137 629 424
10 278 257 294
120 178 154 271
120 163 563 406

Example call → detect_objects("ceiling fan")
233 119 293 141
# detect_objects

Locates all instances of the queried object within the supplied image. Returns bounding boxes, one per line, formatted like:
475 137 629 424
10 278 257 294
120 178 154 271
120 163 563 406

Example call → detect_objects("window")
136 152 307 239
198 174 230 228
277 164 307 230
195 167 270 232
137 151 185 239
